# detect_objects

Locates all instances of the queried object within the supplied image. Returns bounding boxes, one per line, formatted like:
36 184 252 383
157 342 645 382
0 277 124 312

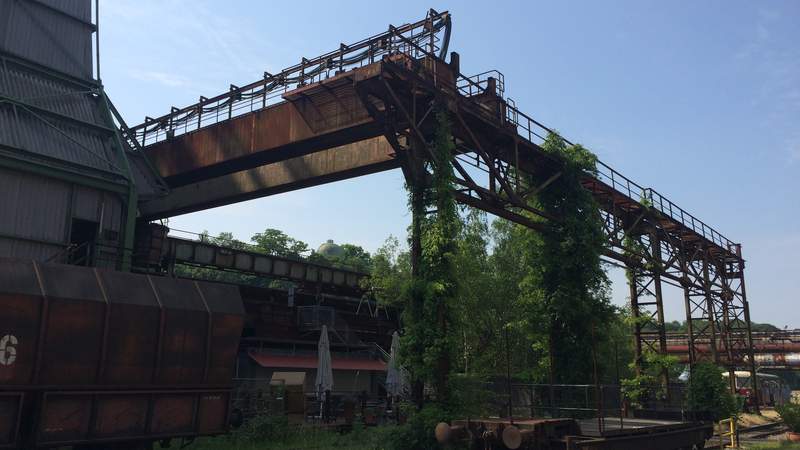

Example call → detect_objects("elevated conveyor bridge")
123 10 756 394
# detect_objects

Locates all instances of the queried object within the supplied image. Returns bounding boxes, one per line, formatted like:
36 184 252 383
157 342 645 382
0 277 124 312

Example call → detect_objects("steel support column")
718 245 759 409
626 231 668 387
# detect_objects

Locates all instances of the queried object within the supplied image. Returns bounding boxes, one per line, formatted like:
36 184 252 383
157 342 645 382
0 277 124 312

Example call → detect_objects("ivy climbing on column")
401 108 460 408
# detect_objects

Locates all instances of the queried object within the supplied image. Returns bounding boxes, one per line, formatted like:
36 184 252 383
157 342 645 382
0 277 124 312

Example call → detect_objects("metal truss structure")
126 10 757 402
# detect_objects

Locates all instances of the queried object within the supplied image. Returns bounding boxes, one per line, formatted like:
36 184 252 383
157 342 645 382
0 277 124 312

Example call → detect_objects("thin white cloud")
789 141 800 164
734 6 800 163
129 69 191 88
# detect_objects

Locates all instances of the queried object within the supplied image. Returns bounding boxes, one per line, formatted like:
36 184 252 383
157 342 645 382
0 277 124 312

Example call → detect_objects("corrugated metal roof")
0 0 93 80
36 0 91 22
0 102 121 174
0 59 101 123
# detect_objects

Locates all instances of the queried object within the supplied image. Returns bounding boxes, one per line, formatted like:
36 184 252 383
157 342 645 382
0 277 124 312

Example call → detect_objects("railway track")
705 421 786 448
740 421 787 440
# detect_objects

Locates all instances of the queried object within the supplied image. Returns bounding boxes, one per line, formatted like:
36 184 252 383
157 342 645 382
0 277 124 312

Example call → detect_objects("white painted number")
0 335 17 366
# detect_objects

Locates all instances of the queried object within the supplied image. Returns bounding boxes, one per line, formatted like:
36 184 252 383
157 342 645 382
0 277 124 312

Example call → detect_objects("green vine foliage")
401 109 460 406
514 132 613 384
621 350 678 408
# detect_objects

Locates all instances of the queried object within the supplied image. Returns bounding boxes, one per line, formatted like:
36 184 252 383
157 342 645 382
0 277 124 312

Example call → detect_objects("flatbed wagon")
436 417 712 450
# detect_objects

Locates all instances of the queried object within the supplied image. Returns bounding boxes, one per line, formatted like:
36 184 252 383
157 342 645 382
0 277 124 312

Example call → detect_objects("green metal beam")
99 88 138 272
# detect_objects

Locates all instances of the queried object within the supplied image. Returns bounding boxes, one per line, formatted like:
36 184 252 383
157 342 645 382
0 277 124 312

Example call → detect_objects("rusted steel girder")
139 136 396 219
143 69 384 187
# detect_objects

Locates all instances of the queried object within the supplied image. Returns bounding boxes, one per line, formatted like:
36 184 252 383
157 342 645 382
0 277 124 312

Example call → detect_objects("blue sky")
100 1 799 326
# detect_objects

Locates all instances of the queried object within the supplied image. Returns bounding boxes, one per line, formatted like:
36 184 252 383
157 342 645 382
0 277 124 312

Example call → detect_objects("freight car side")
0 258 244 448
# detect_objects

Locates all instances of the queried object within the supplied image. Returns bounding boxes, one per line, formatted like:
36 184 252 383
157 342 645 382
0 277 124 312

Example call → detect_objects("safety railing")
499 96 736 252
128 9 451 146
450 63 736 253
718 417 737 448
457 70 505 98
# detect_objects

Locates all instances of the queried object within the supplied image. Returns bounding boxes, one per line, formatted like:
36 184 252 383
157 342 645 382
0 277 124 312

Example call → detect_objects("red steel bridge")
118 10 756 393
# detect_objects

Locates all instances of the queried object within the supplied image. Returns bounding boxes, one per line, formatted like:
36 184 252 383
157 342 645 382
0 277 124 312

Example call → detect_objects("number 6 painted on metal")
0 334 17 366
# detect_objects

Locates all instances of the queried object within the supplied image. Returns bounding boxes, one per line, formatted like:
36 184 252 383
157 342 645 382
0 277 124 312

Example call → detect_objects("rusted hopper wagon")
0 258 244 448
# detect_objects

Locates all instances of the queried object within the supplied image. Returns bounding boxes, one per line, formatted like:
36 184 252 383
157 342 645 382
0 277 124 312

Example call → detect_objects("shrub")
384 404 449 450
685 363 738 421
621 350 678 409
777 402 800 433
233 413 290 442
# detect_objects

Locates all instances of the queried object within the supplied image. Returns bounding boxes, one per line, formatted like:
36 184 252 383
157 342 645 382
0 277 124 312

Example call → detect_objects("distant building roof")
249 350 386 372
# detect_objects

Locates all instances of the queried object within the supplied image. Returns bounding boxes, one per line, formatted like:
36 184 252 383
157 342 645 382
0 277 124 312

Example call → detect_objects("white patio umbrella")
315 325 334 399
385 331 404 397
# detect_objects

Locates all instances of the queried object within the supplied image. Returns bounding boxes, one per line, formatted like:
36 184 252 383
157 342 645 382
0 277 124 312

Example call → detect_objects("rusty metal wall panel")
97 270 160 385
196 392 229 434
206 314 243 385
198 282 244 384
38 260 104 301
150 277 208 384
0 258 243 446
102 302 160 384
38 297 104 384
38 393 92 443
158 308 208 384
34 390 230 446
0 0 93 79
0 259 41 385
151 395 195 434
0 393 22 447
93 395 148 438
38 262 105 385
196 281 244 316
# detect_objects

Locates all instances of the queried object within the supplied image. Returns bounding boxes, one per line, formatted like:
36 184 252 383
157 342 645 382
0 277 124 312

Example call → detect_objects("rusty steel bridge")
117 10 756 395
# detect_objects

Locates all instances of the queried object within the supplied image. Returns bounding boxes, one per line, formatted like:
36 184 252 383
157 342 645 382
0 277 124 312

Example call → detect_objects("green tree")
513 132 613 384
250 228 310 257
367 236 409 307
685 362 738 420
